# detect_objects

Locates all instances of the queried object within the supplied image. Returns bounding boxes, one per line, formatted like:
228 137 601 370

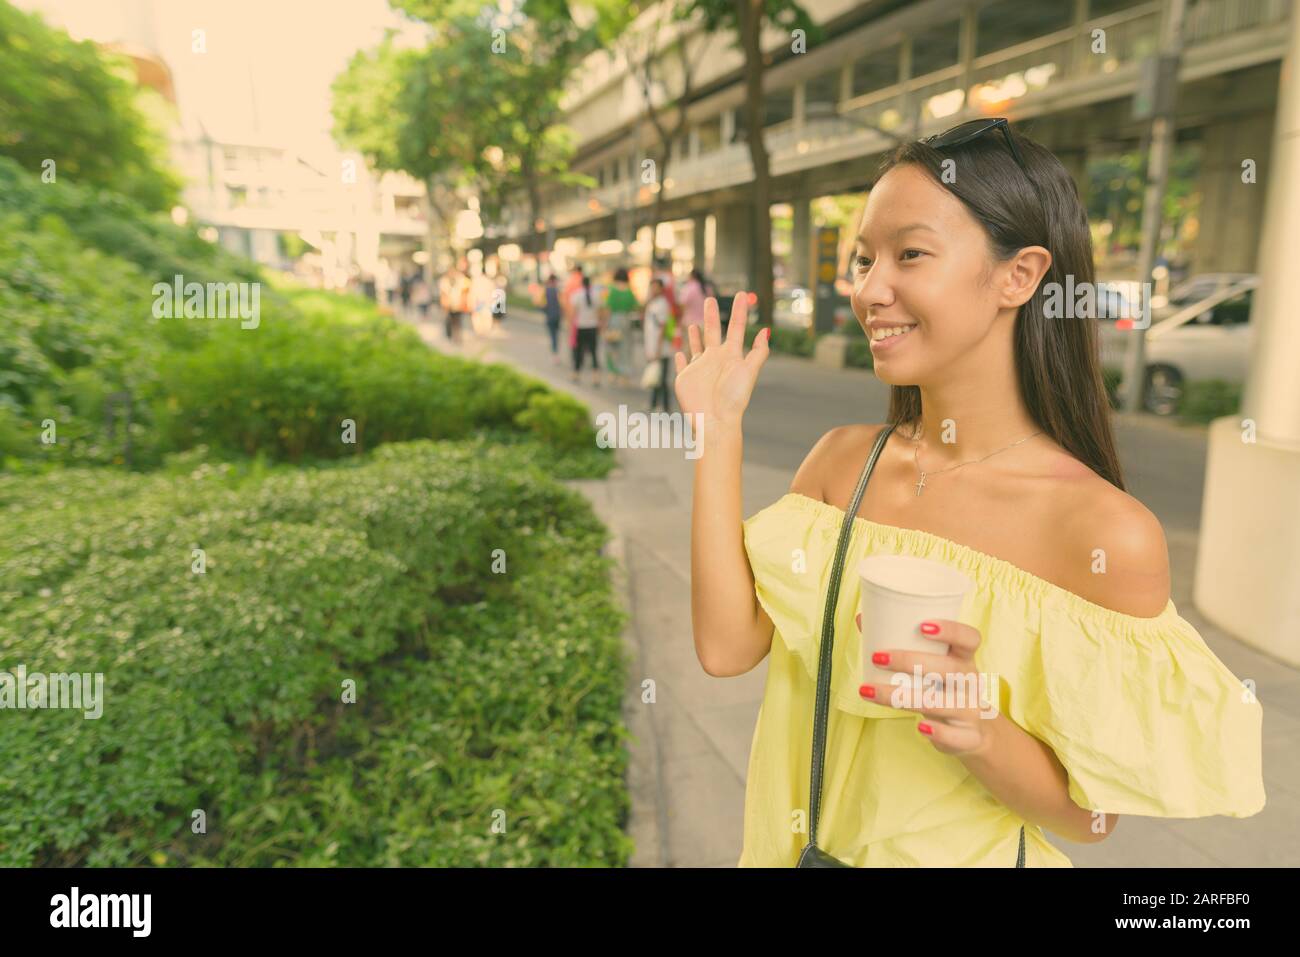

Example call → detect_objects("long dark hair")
581 273 591 306
872 129 1125 491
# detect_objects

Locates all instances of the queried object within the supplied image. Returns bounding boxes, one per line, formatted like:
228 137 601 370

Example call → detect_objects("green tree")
0 0 180 211
682 0 816 327
334 2 628 279
613 1 711 256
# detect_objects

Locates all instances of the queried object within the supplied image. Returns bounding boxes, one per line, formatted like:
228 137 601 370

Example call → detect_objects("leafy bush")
153 293 597 463
845 340 874 369
513 390 597 452
1179 379 1241 424
0 4 181 210
743 323 816 357
0 157 259 286
0 157 609 468
0 438 633 866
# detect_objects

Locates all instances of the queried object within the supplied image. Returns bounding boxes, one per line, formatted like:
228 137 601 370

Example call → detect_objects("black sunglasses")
922 117 1028 174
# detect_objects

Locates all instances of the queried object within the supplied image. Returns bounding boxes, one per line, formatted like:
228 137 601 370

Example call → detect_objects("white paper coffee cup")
857 555 974 693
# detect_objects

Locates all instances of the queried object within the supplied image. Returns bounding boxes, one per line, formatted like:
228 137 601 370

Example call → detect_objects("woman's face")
850 163 1008 387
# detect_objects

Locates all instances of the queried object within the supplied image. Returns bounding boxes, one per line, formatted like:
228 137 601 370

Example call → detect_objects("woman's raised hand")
672 294 770 427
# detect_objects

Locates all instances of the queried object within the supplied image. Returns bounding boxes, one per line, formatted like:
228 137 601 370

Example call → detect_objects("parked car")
1098 274 1257 415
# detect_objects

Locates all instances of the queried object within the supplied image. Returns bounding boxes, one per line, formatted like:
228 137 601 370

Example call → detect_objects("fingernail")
859 684 876 699
919 621 940 635
871 652 890 666
918 722 933 736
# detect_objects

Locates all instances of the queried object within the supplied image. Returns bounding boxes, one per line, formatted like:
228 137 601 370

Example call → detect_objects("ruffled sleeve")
1002 596 1266 819
743 492 1267 820
742 494 911 721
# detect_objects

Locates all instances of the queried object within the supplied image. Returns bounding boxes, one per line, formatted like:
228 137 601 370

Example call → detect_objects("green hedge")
1100 367 1242 422
0 155 604 468
742 323 815 357
1179 379 1242 424
0 438 632 866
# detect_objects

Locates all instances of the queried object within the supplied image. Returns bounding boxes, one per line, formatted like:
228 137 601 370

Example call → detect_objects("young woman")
542 273 563 365
602 267 640 384
674 120 1265 867
568 271 604 387
643 278 674 413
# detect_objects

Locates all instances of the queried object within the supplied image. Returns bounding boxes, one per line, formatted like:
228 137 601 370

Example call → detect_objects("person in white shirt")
567 273 605 387
643 278 673 412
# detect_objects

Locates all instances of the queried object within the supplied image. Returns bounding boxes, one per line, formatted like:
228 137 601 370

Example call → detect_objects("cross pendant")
915 472 927 496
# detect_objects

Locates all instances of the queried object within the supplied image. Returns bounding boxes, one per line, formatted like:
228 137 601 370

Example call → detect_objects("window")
1089 0 1147 18
732 108 748 144
852 44 900 97
764 88 795 128
697 117 722 153
976 0 1072 58
805 68 842 113
1204 292 1253 325
912 22 960 76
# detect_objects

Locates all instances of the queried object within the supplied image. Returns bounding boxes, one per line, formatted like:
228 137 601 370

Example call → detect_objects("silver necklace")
911 427 1043 496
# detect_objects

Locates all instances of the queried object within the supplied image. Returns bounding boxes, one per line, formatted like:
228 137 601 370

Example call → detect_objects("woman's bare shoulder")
1051 467 1171 617
788 424 890 502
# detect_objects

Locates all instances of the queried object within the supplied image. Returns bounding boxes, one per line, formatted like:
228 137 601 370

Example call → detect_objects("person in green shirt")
602 267 641 385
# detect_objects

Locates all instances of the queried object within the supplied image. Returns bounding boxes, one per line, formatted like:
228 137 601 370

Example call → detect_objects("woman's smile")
868 321 918 352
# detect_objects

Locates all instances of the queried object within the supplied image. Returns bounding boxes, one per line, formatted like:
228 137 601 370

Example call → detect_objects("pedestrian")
652 255 682 352
439 265 470 344
643 277 672 412
680 268 710 336
602 267 639 385
567 271 603 387
564 264 585 356
411 273 432 323
542 273 563 364
400 270 413 315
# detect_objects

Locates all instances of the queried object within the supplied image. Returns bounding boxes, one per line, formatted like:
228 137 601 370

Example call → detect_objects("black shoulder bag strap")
799 422 1027 868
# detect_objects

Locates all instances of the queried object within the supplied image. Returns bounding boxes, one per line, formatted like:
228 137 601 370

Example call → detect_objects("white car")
1098 275 1256 415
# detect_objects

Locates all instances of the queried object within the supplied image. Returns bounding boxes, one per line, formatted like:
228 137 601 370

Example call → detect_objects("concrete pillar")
1194 8 1300 664
692 213 708 272
1191 112 1274 275
712 203 753 293
791 198 812 290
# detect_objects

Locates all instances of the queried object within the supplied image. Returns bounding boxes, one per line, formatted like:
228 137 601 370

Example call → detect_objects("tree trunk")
522 154 546 283
737 0 773 328
423 176 440 290
651 147 669 258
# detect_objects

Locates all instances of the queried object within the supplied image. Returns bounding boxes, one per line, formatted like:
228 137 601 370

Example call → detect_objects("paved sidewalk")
414 303 1300 868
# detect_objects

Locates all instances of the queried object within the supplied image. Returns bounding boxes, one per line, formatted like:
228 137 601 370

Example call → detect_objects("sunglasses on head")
921 117 1028 175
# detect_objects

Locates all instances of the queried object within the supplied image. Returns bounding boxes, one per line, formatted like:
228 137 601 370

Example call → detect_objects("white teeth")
871 325 915 341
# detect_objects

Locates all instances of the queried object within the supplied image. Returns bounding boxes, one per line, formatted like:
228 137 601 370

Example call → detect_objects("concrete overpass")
506 0 1291 292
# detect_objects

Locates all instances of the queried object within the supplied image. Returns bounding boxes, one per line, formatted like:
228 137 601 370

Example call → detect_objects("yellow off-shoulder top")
738 492 1266 867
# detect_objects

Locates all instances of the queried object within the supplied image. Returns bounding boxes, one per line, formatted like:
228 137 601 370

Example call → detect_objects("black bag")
796 422 1026 868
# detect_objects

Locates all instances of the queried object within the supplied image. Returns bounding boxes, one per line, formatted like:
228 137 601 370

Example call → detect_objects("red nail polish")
859 684 875 699
920 622 940 635
918 722 933 735
872 652 890 666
